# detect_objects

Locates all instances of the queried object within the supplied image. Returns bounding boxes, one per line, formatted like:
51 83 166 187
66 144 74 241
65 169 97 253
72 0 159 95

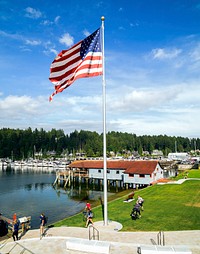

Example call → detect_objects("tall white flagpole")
101 16 108 226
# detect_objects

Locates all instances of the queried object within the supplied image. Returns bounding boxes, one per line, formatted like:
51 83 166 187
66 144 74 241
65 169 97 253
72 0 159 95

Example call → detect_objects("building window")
98 170 101 173
139 174 145 178
116 170 120 174
107 170 110 174
129 173 134 177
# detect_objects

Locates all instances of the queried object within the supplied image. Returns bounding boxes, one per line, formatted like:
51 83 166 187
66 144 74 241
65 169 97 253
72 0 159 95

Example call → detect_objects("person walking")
12 219 19 241
39 213 46 238
134 201 141 218
137 195 144 211
85 209 94 227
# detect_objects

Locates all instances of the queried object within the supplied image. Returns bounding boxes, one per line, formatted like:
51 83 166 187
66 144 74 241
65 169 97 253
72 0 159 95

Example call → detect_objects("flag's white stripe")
50 53 102 79
51 51 102 69
50 51 80 69
74 67 102 77
51 72 76 86
50 62 102 81
50 59 81 79
81 59 102 64
61 42 81 58
84 52 102 57
51 65 102 86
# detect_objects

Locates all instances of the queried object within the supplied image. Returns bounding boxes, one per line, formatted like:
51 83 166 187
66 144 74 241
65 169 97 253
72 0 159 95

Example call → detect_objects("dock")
0 214 31 238
53 168 89 188
53 168 123 192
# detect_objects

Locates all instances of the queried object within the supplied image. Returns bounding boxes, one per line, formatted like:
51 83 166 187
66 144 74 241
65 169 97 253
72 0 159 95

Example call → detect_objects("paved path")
0 221 200 253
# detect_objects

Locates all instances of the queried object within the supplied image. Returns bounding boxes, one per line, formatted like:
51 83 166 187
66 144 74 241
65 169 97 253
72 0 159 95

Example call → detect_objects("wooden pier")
53 168 89 188
53 168 124 192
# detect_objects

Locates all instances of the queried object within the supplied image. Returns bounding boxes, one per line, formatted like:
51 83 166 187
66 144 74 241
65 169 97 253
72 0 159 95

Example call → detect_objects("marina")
0 158 70 171
0 161 116 230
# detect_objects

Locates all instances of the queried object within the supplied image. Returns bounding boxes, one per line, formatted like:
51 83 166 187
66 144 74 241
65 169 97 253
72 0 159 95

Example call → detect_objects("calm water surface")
0 167 109 229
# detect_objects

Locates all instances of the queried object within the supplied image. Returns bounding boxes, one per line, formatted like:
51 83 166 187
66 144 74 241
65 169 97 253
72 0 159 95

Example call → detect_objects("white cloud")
152 48 182 60
54 16 60 24
19 46 32 52
50 48 58 55
0 96 40 117
0 73 200 138
130 22 139 27
59 33 74 47
25 39 41 46
25 7 42 19
189 43 200 61
83 29 90 37
0 30 22 40
0 30 41 48
42 16 60 26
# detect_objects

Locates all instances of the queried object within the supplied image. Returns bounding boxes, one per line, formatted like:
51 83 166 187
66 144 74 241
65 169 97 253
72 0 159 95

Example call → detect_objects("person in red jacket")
85 202 91 211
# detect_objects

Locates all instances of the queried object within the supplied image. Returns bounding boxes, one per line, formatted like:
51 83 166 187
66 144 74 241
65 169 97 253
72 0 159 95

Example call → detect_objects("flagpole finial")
101 16 105 21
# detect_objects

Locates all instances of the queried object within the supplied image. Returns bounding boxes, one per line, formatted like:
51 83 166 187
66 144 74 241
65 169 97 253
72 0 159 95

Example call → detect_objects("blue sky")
0 0 200 138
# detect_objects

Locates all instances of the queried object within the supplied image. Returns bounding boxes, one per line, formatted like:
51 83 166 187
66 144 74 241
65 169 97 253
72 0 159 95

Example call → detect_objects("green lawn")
53 170 200 231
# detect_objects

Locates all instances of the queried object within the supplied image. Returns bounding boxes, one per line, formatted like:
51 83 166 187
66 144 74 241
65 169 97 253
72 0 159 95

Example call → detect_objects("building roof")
69 160 161 174
69 160 132 170
124 160 160 174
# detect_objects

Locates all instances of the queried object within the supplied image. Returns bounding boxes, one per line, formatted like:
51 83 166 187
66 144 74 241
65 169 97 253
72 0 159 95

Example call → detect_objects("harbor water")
0 165 112 229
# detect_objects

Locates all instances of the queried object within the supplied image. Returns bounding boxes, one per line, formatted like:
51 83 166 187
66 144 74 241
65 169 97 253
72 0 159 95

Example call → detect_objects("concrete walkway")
0 221 200 254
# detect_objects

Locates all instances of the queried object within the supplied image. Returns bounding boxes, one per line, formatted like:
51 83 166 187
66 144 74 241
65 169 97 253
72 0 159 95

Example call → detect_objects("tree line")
0 127 199 160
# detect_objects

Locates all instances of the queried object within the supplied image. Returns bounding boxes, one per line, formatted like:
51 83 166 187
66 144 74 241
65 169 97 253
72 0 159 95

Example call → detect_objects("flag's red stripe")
50 64 80 83
49 55 102 83
50 64 102 85
50 55 80 74
49 59 81 81
54 67 102 91
51 41 82 64
74 72 102 80
50 50 81 73
50 54 102 78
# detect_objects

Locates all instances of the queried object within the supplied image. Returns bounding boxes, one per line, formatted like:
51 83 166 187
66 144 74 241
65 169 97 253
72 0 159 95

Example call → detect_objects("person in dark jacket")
12 219 19 241
132 201 141 218
40 213 47 237
85 209 94 227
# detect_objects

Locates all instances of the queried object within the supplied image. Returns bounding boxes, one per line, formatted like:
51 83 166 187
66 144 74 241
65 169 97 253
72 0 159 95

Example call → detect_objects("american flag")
49 28 102 101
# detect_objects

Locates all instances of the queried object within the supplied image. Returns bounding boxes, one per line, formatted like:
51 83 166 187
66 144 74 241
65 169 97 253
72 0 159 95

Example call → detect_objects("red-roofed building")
123 160 163 187
68 160 163 188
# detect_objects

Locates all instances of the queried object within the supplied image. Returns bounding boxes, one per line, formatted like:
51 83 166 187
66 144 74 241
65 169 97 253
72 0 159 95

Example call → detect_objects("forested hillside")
0 128 199 160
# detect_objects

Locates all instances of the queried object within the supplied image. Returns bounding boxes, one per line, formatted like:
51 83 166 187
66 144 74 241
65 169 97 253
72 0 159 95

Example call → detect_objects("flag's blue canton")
80 29 101 60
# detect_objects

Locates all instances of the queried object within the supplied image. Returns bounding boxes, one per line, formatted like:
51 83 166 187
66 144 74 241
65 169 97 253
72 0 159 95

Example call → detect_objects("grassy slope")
53 170 200 231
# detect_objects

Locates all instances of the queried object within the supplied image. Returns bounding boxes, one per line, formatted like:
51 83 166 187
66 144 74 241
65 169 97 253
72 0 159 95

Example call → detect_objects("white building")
69 160 164 188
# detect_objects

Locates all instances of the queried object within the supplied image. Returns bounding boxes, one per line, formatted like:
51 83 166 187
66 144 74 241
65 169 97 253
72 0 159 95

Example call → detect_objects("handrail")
157 231 165 246
89 225 99 240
